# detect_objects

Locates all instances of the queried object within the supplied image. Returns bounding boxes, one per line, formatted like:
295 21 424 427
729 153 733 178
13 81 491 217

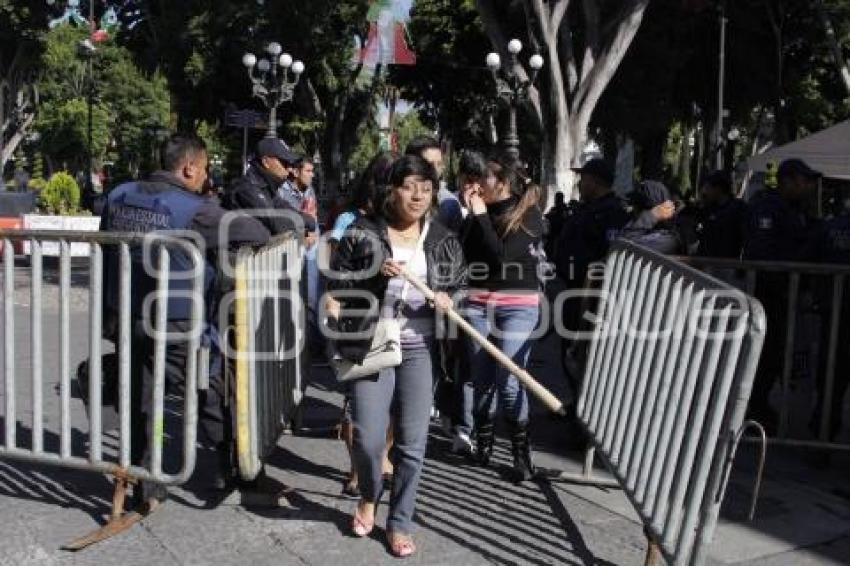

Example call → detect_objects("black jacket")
459 196 545 292
554 192 630 287
327 214 467 363
222 163 317 236
743 189 818 262
696 198 749 259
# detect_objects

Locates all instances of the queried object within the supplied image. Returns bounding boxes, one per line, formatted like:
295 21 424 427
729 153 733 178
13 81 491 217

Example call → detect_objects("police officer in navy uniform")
811 195 850 440
102 134 270 509
695 170 749 258
553 159 629 410
223 137 317 245
743 158 821 433
554 158 629 295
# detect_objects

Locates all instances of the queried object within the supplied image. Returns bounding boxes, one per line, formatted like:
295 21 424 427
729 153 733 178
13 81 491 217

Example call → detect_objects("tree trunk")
478 0 649 206
815 0 850 96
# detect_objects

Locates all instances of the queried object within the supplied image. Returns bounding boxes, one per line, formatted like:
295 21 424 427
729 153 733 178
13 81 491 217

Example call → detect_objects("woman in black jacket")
459 154 545 482
326 155 466 558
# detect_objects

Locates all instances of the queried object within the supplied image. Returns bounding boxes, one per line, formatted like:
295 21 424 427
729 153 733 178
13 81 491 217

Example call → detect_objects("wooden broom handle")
400 267 566 416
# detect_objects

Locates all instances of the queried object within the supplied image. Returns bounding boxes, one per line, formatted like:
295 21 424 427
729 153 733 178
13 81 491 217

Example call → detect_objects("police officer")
223 137 317 243
101 134 270 509
811 196 850 440
695 170 748 258
743 158 821 433
554 158 629 294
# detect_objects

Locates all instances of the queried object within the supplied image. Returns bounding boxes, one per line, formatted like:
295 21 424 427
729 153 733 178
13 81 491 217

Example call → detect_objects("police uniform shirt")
696 198 749 259
103 171 271 250
554 192 629 286
743 190 816 262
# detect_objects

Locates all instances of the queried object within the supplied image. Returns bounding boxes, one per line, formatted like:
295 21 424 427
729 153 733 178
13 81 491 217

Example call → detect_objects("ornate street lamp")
242 42 305 139
485 39 544 164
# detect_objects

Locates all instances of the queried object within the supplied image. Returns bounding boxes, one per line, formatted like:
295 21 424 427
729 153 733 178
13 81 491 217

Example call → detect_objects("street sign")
225 109 267 130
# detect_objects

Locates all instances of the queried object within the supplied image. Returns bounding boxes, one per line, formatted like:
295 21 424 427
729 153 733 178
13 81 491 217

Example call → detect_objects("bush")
39 172 81 215
28 177 47 192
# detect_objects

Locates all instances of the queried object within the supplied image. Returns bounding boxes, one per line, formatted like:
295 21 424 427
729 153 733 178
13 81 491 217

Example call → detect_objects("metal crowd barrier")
574 240 765 566
0 229 204 548
680 256 850 451
230 233 306 482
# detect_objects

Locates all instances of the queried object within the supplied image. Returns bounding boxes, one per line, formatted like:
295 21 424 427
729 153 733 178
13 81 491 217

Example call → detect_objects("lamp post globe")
486 52 501 71
243 41 305 138
529 54 544 71
267 42 282 57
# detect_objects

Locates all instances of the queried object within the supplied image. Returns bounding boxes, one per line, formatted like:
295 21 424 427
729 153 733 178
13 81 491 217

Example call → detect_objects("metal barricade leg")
62 469 149 551
644 533 661 566
735 420 768 522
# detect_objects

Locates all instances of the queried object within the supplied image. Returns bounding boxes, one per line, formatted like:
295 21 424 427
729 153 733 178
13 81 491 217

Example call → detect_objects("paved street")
0 267 849 565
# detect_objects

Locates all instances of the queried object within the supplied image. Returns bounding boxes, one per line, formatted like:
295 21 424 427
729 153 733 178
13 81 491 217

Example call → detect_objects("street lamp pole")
242 43 305 139
715 1 728 170
76 37 96 201
486 39 544 165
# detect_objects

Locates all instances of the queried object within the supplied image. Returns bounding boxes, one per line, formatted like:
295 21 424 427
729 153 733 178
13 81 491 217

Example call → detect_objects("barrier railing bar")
620 278 688 490
632 279 686 500
248 253 259 474
88 243 103 463
691 305 767 565
610 266 664 464
596 257 642 446
574 255 607 418
3 240 14 449
602 259 652 454
676 304 742 561
176 242 203 485
662 295 722 549
150 248 169 477
31 239 43 454
645 285 699 518
119 243 132 468
589 252 634 433
618 273 675 475
778 273 800 438
678 255 850 276
59 241 71 459
652 288 712 534
580 252 624 422
820 274 844 441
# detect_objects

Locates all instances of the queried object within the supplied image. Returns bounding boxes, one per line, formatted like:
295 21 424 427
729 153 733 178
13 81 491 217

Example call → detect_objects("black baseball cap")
572 158 615 187
701 170 733 193
257 138 301 165
777 158 821 180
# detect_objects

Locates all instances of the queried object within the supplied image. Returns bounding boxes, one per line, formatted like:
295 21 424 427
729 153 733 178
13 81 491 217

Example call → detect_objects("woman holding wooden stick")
326 155 466 558
458 153 545 482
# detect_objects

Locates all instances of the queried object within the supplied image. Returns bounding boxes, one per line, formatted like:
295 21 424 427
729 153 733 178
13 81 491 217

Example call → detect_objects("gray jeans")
351 344 434 533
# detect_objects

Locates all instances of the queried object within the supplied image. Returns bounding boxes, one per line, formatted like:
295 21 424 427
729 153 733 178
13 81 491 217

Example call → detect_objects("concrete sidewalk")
1 356 849 566
1 266 849 565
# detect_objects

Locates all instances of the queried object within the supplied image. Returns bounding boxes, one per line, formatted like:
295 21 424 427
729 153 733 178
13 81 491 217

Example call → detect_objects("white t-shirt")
381 243 433 347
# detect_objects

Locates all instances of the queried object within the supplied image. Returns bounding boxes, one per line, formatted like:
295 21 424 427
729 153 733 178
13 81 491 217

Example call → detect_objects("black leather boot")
508 420 535 482
212 441 235 491
474 420 495 466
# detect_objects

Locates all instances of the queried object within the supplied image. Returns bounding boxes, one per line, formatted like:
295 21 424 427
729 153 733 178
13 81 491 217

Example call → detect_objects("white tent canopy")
748 120 850 181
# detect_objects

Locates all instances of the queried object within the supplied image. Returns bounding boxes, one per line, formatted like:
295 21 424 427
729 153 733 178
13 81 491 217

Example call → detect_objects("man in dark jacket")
743 158 821 433
695 170 748 258
555 159 629 293
101 134 270 508
223 138 316 244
